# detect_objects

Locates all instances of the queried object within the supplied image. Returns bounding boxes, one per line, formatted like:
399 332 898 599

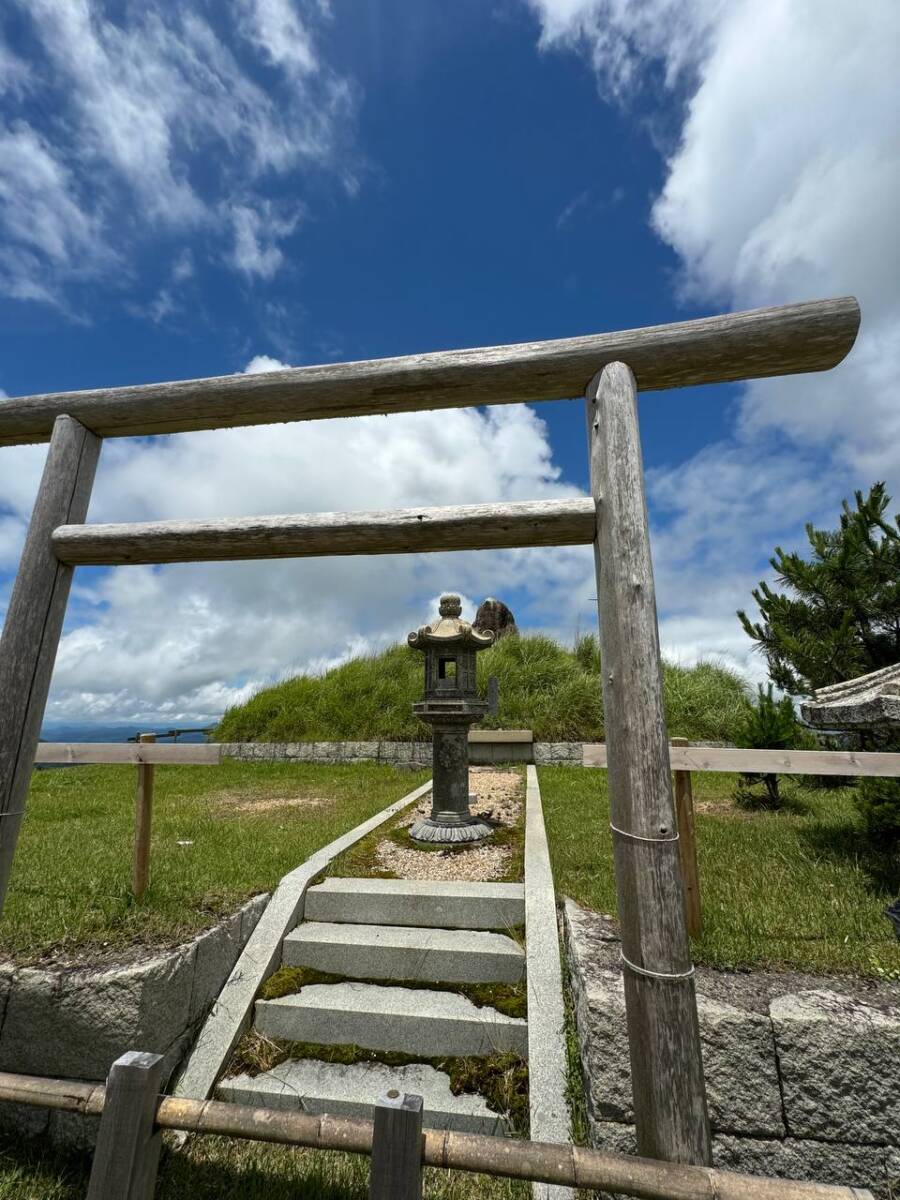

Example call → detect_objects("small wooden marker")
369 1090 423 1200
671 737 702 937
87 1050 164 1200
132 733 156 900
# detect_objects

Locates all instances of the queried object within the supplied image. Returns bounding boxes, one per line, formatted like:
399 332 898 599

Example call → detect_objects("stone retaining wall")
0 893 268 1148
221 740 433 767
563 898 900 1196
221 740 584 766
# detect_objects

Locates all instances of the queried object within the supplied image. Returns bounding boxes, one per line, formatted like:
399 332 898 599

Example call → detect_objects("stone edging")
524 765 573 1200
562 897 900 1195
173 777 434 1104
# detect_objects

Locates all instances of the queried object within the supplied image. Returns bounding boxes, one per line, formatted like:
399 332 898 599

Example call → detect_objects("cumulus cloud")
0 379 592 722
529 0 900 673
0 0 355 304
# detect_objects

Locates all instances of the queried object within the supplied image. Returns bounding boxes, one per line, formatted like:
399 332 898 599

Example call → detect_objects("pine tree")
738 483 900 696
734 683 806 806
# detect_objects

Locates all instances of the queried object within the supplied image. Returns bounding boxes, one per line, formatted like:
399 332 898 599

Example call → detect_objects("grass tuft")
0 1132 531 1198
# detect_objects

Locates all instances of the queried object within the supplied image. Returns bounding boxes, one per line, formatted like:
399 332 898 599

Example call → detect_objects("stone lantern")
408 594 494 843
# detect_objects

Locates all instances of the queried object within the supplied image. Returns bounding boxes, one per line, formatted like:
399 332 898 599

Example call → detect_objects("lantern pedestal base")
409 815 493 844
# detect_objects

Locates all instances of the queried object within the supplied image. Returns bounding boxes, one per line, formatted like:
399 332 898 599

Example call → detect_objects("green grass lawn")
5 760 427 962
540 766 900 978
0 1134 529 1199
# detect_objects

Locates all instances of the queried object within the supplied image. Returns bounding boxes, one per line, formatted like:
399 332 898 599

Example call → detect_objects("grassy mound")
216 633 750 743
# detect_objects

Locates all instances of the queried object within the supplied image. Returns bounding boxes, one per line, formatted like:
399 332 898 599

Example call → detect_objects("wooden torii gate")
0 296 860 1167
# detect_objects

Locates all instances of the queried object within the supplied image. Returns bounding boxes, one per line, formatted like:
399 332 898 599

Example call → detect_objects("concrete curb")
172 778 433 1103
524 764 573 1200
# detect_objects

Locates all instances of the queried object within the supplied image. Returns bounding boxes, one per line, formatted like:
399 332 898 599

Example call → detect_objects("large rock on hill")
474 597 518 640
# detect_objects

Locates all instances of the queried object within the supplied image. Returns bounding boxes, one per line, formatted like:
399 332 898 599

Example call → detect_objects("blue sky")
0 0 897 726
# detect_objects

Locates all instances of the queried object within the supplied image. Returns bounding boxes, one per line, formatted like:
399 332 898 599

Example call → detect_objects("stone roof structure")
800 662 900 729
407 593 494 651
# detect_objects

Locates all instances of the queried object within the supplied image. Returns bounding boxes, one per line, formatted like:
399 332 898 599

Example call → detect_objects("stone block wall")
0 893 268 1148
222 739 588 766
563 898 900 1196
221 741 432 767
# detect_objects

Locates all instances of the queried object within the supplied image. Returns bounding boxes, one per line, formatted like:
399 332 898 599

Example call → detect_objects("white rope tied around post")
610 822 695 980
0 811 25 820
620 951 695 981
609 821 679 843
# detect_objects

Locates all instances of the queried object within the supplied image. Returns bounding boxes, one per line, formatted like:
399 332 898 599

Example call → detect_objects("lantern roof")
800 662 900 729
408 594 495 652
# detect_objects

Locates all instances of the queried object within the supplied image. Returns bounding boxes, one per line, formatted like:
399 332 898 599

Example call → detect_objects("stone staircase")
218 876 528 1134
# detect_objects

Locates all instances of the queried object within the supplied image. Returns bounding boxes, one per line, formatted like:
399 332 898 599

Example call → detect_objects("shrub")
734 683 807 808
855 775 900 846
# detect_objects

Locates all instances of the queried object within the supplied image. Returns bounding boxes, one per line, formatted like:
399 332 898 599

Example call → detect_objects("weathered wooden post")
87 1050 164 1200
586 363 711 1165
369 1090 423 1200
132 733 156 900
0 415 101 914
671 737 701 937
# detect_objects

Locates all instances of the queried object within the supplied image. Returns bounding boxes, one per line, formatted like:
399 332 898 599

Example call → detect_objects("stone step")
283 921 525 984
255 982 528 1058
304 878 525 930
218 1058 507 1135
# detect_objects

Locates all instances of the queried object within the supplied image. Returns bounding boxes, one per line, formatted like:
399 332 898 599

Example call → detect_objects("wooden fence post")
132 733 156 900
586 363 711 1165
87 1051 164 1200
0 415 101 914
671 738 702 937
369 1090 423 1200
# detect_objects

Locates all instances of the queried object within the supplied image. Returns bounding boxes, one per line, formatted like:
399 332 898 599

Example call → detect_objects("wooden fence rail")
582 743 900 777
34 742 222 765
0 1060 873 1200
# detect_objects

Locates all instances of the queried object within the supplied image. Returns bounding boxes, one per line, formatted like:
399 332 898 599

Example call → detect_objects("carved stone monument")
474 596 518 640
408 594 494 843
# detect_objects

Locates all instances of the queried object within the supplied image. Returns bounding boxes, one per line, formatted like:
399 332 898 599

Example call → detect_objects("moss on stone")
228 1032 529 1135
258 963 526 1018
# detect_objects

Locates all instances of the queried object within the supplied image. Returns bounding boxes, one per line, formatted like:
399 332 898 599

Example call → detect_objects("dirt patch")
215 790 332 814
375 767 522 883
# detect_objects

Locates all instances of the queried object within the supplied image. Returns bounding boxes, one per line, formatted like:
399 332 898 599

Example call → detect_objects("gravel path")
375 768 523 882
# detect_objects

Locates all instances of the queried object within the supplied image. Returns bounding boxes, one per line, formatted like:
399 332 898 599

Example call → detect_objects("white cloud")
238 0 321 77
0 123 114 305
0 384 592 723
0 0 355 303
228 202 302 279
243 354 291 375
529 0 900 674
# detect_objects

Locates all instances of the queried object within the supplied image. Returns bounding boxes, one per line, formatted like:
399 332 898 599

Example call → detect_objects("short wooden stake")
87 1051 164 1200
586 363 711 1165
369 1090 423 1200
0 415 101 914
672 738 702 938
132 734 156 900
